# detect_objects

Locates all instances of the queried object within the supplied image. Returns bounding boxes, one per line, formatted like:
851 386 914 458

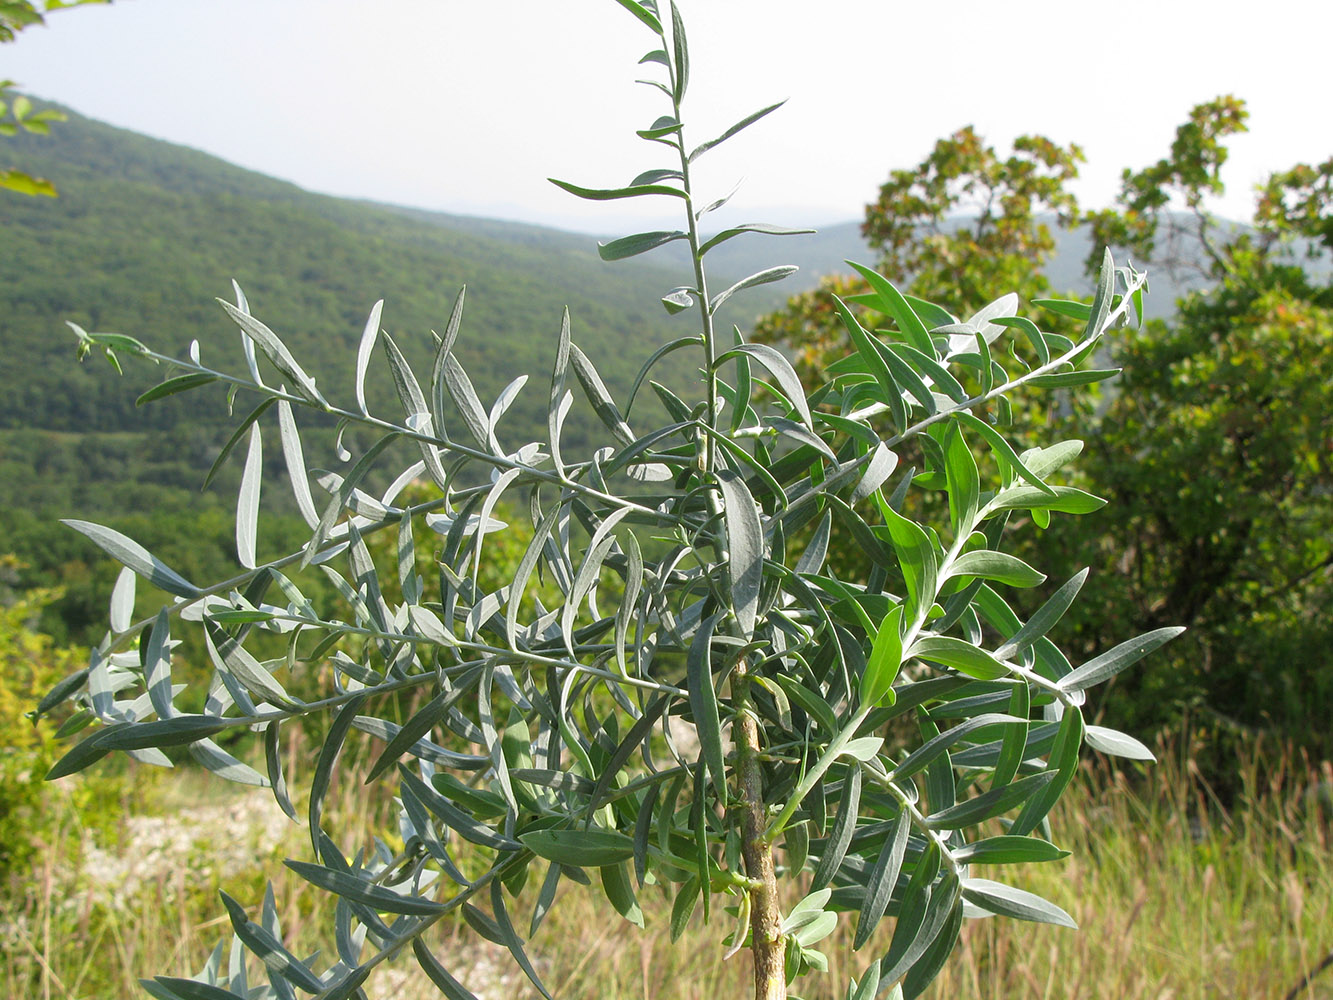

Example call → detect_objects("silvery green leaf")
570 343 635 446
144 607 175 720
490 879 556 1000
382 331 449 489
62 520 200 598
203 397 276 491
716 469 763 636
961 878 1076 928
442 351 495 451
947 550 1046 588
488 375 528 437
852 443 899 505
615 530 644 673
687 612 726 799
189 737 267 786
689 101 788 163
598 229 687 261
264 721 297 821
236 423 262 570
218 300 326 407
302 433 398 567
109 566 136 633
204 623 295 709
661 287 695 314
811 765 860 890
548 178 686 201
135 373 217 406
472 467 520 585
413 938 483 1000
994 568 1088 660
1058 627 1185 693
709 265 798 314
219 892 325 993
277 400 319 529
1084 724 1156 760
285 860 446 914
925 770 1055 829
951 836 1069 865
354 298 383 416
144 977 239 1000
309 695 366 853
854 807 909 948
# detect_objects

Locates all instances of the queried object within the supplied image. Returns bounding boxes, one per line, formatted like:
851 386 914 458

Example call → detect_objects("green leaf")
218 300 327 407
219 892 324 993
956 411 1055 496
598 230 687 261
1011 706 1084 836
879 504 938 628
570 343 635 446
854 807 910 949
491 879 556 1000
986 484 1105 516
690 101 787 162
264 721 297 821
1084 247 1115 340
947 550 1045 588
717 470 763 636
309 695 366 853
235 423 262 570
847 262 935 357
1058 627 1185 692
204 621 294 708
1084 725 1156 761
951 836 1069 865
285 860 447 914
698 221 812 255
716 342 813 427
906 635 1006 681
835 297 906 432
710 265 799 313
61 520 201 598
811 766 861 891
925 770 1055 829
861 604 903 708
413 939 483 1000
669 1 688 101
1026 368 1120 388
135 373 216 406
600 862 645 927
687 612 727 799
612 0 662 32
549 178 686 201
353 298 383 416
995 569 1087 660
519 827 635 867
276 400 319 529
773 674 838 735
670 877 700 942
202 397 276 492
892 713 1022 781
961 878 1076 928
144 978 241 1000
1032 298 1092 321
942 420 979 533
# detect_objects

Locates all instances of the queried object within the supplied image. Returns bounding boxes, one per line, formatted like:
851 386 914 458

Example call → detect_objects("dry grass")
4 731 1331 1000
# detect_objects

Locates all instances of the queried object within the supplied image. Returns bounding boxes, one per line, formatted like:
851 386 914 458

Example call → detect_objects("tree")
35 3 1173 998
0 0 109 195
758 94 1333 755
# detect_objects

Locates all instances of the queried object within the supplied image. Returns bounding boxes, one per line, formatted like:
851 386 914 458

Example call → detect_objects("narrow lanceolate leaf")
716 342 813 427
1026 368 1120 388
598 230 687 261
570 343 634 446
1084 248 1115 341
109 567 136 633
442 352 494 451
848 261 935 358
951 836 1069 866
548 178 686 201
717 470 763 636
135 373 217 406
709 265 798 314
354 298 384 416
277 400 319 529
688 613 727 800
144 607 175 720
1032 298 1093 321
669 0 688 101
382 331 448 486
994 568 1088 659
924 770 1055 829
205 622 294 708
689 100 787 162
962 878 1076 928
218 300 327 407
698 221 813 255
906 635 1007 681
852 442 900 505
1058 627 1185 693
956 411 1056 496
611 0 662 33
62 520 200 598
892 713 1023 782
1011 706 1084 837
284 861 447 915
854 806 910 949
203 397 276 491
811 765 861 891
1084 725 1156 760
942 420 979 533
219 892 325 993
413 938 483 1000
309 695 366 853
264 721 297 821
947 550 1045 588
879 504 937 628
400 768 519 852
519 828 635 867
490 880 555 1000
549 308 571 476
236 423 262 570
861 604 903 708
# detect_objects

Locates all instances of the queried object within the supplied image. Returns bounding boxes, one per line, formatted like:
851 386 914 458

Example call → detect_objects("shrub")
35 3 1178 998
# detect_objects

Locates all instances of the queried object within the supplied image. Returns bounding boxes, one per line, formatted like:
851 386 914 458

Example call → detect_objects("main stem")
734 664 786 1000
667 29 783 1000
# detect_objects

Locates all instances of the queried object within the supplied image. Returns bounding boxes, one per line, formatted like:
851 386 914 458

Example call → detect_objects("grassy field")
4 732 1330 1000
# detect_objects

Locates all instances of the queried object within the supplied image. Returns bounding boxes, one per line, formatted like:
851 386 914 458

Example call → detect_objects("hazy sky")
5 0 1331 234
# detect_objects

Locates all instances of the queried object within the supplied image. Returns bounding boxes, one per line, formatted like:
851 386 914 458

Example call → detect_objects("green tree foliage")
758 94 1332 753
0 0 108 194
35 3 1172 998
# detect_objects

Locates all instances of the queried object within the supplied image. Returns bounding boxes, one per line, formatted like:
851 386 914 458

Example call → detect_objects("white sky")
5 0 1331 234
